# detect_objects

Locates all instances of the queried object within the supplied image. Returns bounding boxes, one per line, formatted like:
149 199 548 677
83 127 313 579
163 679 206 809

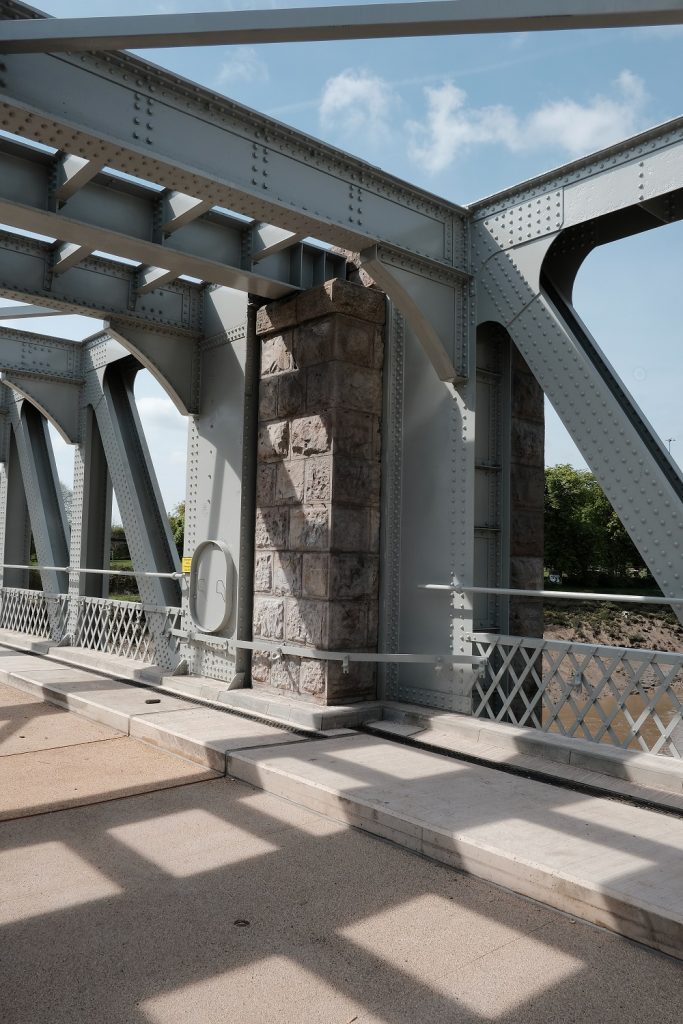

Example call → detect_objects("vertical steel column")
66 404 113 638
180 287 250 685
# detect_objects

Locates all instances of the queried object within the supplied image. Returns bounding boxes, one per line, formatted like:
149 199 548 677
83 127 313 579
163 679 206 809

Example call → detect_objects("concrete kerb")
226 740 683 961
377 702 683 796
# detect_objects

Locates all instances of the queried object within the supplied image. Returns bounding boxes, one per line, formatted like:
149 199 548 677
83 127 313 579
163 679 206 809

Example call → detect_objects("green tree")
168 501 185 557
544 465 646 585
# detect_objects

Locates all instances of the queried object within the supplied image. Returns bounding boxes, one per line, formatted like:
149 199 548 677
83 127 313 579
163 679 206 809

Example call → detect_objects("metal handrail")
0 562 184 580
421 584 683 607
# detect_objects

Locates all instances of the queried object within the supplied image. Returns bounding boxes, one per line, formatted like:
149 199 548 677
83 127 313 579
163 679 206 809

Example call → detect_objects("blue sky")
5 1 683 514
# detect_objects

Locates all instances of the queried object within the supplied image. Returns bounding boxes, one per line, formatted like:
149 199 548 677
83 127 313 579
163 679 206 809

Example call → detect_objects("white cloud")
136 395 187 434
319 69 397 144
408 70 647 174
215 46 268 87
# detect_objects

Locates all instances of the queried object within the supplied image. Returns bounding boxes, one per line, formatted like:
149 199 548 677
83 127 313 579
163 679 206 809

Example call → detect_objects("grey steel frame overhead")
0 0 682 698
1 1 683 52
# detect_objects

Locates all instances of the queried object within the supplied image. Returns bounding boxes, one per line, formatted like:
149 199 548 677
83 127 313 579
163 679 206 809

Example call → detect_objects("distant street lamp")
666 437 676 454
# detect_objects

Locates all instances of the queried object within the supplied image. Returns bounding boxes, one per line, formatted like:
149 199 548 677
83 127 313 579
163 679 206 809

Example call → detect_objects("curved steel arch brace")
473 159 683 615
107 323 199 417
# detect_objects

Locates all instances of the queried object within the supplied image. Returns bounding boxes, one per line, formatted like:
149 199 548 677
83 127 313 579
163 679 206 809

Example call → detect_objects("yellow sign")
182 556 192 574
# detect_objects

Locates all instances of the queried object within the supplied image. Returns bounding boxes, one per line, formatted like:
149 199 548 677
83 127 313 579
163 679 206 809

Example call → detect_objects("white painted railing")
471 633 683 758
0 586 68 640
0 586 181 664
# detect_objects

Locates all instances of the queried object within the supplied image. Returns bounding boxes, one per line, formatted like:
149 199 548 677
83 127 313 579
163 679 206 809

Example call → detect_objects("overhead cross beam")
0 1 682 52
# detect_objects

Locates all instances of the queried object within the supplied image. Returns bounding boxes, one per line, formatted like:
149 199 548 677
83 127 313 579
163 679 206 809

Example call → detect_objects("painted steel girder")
107 324 198 416
0 326 81 383
361 245 469 383
0 41 466 269
472 124 683 613
2 372 81 443
0 230 202 336
7 395 69 597
2 1 683 52
91 358 181 615
0 137 343 300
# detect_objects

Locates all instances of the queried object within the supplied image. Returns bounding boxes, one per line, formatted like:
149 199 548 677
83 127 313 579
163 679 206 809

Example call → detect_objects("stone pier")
251 279 385 705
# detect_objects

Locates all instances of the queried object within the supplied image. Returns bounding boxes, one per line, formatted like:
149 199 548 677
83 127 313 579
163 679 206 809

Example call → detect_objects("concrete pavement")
1 675 682 1024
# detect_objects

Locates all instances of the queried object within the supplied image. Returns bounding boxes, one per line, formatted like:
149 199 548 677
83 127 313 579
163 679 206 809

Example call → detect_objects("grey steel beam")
7 396 69 597
361 244 468 383
0 303 60 319
0 230 202 335
107 323 198 416
0 415 31 589
2 372 81 442
472 120 683 619
0 326 81 382
69 405 112 603
0 137 337 299
1 1 682 52
54 153 105 204
89 356 181 613
0 40 466 268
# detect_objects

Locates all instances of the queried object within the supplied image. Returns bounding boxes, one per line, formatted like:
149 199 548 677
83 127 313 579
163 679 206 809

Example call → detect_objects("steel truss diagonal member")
1 1 683 52
5 395 70 606
471 122 683 620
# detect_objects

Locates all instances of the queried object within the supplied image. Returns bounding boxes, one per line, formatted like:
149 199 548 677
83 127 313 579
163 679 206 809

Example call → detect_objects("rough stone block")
510 509 544 557
328 601 368 648
254 552 273 593
251 652 271 684
510 556 544 591
270 654 300 692
299 659 326 697
296 279 385 327
256 294 298 335
272 552 302 596
306 362 382 414
255 464 277 507
277 372 304 418
331 507 368 552
253 597 285 640
258 377 278 420
511 419 545 467
258 420 289 461
372 327 385 370
290 414 332 456
511 370 544 423
275 459 305 504
326 660 376 703
285 598 327 646
329 554 379 600
509 598 544 639
331 409 374 459
369 509 381 554
302 554 329 599
332 457 380 506
255 508 289 549
289 506 330 551
261 333 296 376
304 456 332 503
510 463 545 511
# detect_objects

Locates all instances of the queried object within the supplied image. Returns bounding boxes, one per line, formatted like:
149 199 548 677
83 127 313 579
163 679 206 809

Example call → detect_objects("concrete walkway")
2 646 683 960
1 678 682 1024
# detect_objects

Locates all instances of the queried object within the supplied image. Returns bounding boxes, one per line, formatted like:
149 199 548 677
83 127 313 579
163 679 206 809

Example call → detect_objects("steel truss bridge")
0 1 682 756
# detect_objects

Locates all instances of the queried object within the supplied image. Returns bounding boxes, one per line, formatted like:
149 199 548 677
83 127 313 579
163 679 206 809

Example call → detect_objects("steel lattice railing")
0 587 181 665
471 633 683 758
0 586 69 640
73 597 182 663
